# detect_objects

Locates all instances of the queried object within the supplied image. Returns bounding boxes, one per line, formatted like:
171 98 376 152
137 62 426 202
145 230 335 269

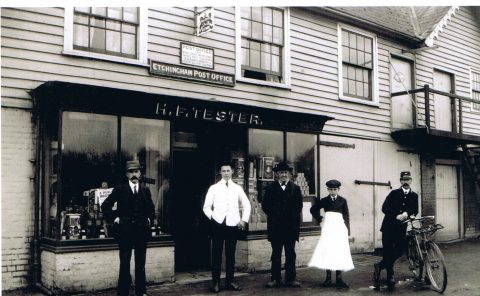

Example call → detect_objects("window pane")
123 7 138 23
273 27 283 44
121 117 170 233
108 7 122 19
272 9 283 27
343 78 348 93
342 45 349 62
358 52 365 66
349 32 357 49
106 30 121 52
251 7 262 22
251 21 262 40
272 45 280 55
73 24 89 47
261 51 271 71
357 35 364 51
75 7 90 13
90 27 106 50
92 7 106 16
365 53 372 68
348 79 355 95
263 7 273 25
241 18 251 37
122 33 136 55
242 47 250 66
356 81 363 97
106 20 121 31
365 38 372 53
287 133 317 197
122 23 136 34
61 112 117 240
74 14 89 25
263 24 272 42
241 7 251 19
250 49 261 68
356 68 363 82
349 48 357 64
342 31 349 46
248 129 283 230
271 54 280 73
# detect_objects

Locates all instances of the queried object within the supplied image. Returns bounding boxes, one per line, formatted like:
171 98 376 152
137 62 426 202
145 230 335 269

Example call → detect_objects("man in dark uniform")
101 160 155 296
310 179 351 288
373 171 418 291
262 162 303 288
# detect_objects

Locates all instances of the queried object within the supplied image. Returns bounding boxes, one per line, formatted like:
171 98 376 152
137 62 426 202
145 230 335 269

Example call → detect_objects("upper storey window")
338 25 379 106
471 69 480 112
236 7 290 88
64 7 147 65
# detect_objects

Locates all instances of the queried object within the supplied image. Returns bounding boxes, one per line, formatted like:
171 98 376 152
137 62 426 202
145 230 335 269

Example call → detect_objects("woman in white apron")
309 179 354 289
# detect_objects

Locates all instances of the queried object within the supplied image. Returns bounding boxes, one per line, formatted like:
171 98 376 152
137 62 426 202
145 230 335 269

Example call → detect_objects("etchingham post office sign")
150 61 235 87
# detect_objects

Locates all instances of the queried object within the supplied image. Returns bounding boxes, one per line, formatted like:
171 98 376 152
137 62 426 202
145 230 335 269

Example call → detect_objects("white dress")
308 211 354 271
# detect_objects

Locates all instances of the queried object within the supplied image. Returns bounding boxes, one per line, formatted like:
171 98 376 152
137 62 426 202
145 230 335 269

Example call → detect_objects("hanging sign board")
180 42 214 69
195 7 214 36
150 60 235 86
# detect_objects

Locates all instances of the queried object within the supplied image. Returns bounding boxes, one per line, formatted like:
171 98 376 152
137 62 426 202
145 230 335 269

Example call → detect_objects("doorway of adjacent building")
435 163 460 241
171 121 246 272
433 70 454 131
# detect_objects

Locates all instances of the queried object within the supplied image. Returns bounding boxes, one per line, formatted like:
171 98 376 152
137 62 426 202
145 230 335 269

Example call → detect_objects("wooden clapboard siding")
415 6 480 136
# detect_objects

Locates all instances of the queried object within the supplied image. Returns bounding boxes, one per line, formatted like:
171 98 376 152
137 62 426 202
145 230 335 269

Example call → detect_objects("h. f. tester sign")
155 102 262 126
150 61 234 87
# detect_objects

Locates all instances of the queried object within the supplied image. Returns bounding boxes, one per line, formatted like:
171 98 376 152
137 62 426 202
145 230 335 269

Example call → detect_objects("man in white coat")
203 162 251 293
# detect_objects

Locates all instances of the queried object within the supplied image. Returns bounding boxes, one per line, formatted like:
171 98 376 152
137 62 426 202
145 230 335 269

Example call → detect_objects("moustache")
130 176 139 181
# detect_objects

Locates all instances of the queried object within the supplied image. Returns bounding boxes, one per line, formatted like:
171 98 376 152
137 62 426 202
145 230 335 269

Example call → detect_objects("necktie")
226 181 229 187
133 185 138 195
332 197 336 203
281 181 286 186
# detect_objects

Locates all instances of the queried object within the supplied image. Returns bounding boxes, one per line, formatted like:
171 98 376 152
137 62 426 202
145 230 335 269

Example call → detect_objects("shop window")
287 133 317 197
235 7 291 87
247 129 283 230
63 7 148 65
471 69 480 112
120 117 171 234
338 24 379 106
60 112 118 240
48 111 171 241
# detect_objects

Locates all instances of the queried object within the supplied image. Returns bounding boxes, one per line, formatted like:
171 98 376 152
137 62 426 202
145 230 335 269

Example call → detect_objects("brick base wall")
40 246 175 293
1 108 35 290
420 154 436 216
462 165 480 238
236 235 319 273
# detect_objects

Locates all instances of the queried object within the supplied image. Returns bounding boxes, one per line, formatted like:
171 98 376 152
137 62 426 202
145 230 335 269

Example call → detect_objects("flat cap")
326 179 341 188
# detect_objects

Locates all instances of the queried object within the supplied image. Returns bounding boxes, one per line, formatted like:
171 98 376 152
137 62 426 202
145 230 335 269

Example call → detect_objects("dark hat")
326 179 341 188
273 161 292 172
400 171 412 179
126 160 141 171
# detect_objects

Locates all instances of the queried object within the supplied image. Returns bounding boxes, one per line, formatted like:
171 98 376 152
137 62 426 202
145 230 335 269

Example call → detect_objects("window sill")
62 50 149 67
339 95 380 107
236 77 291 90
40 235 173 253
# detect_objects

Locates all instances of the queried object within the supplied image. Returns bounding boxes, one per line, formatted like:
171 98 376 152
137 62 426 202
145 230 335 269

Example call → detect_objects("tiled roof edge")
424 6 459 47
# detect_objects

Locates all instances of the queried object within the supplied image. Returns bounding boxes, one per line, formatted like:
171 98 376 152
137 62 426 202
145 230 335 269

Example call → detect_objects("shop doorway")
171 121 246 272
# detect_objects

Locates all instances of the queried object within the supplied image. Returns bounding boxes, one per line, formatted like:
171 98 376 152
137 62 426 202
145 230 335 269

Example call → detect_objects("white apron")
308 211 354 271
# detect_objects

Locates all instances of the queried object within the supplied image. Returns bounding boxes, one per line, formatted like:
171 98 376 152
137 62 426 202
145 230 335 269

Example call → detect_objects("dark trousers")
117 223 149 296
270 240 297 282
211 220 238 285
378 231 407 278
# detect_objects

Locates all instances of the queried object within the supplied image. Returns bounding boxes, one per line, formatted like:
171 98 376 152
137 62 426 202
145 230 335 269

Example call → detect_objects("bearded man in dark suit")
373 171 418 291
101 160 155 296
261 161 303 288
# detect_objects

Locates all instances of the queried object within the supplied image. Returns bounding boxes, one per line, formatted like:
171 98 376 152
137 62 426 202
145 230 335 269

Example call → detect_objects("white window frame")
63 7 148 66
470 67 480 113
235 6 291 89
337 23 379 106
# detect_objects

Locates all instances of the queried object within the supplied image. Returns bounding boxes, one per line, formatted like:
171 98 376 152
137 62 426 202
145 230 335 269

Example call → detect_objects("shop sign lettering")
150 61 234 86
155 102 262 126
181 42 214 69
195 7 214 36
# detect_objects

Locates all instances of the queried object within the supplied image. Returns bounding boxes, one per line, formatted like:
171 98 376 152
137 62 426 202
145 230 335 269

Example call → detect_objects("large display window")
44 111 170 240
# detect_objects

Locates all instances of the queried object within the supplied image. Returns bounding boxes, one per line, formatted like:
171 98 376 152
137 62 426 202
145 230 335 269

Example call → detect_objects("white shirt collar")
279 180 289 186
403 188 410 194
220 179 231 185
330 195 338 199
129 180 138 191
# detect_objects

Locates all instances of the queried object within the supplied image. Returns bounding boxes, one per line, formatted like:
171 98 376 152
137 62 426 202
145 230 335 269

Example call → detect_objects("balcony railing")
391 84 478 135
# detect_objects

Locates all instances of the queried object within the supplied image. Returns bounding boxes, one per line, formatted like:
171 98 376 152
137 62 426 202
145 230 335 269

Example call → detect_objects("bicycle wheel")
407 239 423 280
424 242 447 293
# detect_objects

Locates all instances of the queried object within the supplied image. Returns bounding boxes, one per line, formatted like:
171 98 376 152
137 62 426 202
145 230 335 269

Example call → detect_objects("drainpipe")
30 92 44 293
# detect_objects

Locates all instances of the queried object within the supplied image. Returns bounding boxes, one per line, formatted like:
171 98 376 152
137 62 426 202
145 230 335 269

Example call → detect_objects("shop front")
31 81 332 293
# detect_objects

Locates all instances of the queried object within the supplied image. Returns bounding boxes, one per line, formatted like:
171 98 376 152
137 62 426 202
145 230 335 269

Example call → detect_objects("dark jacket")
101 182 155 227
261 181 303 242
310 195 350 235
380 187 418 234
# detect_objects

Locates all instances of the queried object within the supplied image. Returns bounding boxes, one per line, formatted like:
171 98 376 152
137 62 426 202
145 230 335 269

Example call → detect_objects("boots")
335 271 349 289
373 263 381 290
321 270 332 287
386 269 395 291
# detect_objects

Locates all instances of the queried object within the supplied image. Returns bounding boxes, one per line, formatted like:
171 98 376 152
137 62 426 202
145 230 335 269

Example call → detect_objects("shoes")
321 278 332 287
225 283 242 291
266 280 280 288
285 280 301 287
211 283 220 293
386 277 395 291
335 279 349 289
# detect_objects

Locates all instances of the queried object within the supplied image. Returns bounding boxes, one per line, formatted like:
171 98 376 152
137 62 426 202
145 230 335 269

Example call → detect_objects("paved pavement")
4 239 480 296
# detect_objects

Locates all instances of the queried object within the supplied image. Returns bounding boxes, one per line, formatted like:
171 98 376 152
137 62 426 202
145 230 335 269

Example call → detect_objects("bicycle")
404 216 448 293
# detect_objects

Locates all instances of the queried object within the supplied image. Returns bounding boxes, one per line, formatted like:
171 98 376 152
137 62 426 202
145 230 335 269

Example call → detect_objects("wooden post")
424 84 431 130
459 97 463 134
